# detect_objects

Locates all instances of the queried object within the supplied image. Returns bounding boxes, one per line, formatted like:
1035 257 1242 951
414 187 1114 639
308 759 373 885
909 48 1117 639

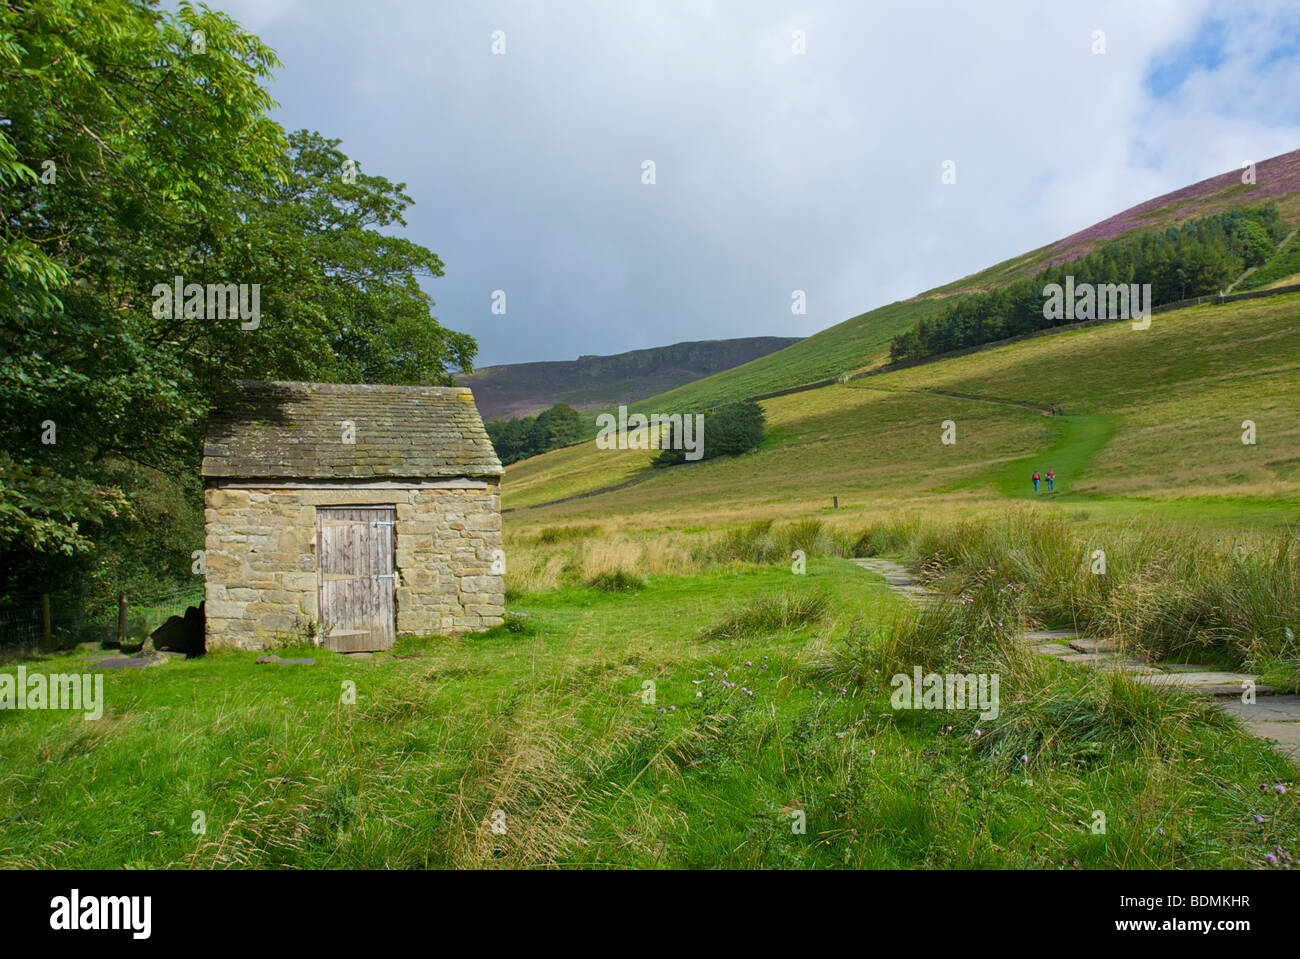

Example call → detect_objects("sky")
211 0 1300 368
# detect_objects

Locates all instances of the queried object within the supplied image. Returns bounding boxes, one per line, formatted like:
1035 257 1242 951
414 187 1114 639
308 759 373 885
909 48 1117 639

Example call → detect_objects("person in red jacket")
1047 469 1055 492
1032 471 1040 493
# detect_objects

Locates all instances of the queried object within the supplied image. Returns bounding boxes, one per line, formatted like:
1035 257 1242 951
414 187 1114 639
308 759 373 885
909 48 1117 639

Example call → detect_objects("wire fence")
0 583 205 653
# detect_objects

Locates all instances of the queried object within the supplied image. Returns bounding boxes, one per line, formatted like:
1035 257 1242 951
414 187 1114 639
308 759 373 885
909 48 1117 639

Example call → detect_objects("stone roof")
202 381 504 480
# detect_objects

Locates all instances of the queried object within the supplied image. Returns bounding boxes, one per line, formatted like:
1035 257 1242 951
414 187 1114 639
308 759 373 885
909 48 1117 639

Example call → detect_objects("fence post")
118 593 128 647
833 496 838 509
40 594 51 652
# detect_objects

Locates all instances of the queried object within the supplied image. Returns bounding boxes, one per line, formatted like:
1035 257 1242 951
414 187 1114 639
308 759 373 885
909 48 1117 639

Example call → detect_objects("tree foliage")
485 403 582 465
0 0 476 595
889 203 1286 364
654 400 766 467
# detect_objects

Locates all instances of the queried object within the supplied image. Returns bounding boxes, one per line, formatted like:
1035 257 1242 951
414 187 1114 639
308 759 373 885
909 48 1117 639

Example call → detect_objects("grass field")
4 542 1296 869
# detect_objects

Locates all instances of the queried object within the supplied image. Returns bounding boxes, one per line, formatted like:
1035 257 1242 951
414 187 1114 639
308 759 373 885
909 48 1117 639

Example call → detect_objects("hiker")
1047 469 1055 492
1032 470 1040 493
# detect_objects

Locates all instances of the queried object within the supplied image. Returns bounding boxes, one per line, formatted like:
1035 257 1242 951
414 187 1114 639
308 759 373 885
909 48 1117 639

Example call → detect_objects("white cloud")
213 0 1300 365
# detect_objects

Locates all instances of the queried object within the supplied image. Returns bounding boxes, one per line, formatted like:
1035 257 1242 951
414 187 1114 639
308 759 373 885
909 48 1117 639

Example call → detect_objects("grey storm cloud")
215 0 1300 367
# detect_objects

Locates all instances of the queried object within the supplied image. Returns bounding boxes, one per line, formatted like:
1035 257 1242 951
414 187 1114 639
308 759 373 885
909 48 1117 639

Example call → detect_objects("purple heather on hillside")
1046 148 1300 268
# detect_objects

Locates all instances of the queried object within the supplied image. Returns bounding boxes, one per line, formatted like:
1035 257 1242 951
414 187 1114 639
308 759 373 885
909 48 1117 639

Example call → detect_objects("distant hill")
605 148 1300 419
504 287 1300 515
456 337 801 422
504 148 1300 517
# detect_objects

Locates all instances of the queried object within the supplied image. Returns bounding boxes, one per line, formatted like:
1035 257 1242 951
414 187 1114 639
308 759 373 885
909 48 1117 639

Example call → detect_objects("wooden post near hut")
118 592 128 647
833 496 838 509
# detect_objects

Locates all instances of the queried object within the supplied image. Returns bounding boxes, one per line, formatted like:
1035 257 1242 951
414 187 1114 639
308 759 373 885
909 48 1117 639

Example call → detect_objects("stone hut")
201 381 504 651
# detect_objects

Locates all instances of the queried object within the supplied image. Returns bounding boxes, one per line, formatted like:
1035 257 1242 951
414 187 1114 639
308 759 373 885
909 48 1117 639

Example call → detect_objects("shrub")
654 400 765 466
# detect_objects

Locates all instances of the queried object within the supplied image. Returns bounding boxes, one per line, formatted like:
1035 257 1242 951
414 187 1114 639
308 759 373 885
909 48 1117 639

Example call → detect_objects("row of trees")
889 204 1288 363
1 1 475 601
484 404 583 464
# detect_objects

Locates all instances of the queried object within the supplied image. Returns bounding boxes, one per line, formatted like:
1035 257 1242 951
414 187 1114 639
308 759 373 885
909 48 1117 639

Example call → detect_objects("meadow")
2 508 1297 869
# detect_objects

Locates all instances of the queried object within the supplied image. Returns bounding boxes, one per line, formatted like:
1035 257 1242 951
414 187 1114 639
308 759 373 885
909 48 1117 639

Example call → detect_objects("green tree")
543 403 581 448
0 0 476 594
1233 219 1275 268
655 401 766 466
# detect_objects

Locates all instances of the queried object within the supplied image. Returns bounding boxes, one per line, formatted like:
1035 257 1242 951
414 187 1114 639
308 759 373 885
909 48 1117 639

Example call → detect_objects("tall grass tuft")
865 508 1299 674
697 590 830 641
696 520 780 565
587 570 647 592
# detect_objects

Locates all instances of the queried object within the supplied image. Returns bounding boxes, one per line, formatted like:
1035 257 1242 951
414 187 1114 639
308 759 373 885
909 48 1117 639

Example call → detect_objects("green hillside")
609 149 1300 422
621 298 944 418
505 290 1300 519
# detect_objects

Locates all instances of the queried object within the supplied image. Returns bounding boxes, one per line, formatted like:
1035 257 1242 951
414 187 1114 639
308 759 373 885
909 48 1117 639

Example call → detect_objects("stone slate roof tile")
201 380 504 480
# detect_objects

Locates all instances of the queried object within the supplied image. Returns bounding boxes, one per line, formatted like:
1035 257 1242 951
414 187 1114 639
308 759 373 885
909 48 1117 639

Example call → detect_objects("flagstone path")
851 557 1300 765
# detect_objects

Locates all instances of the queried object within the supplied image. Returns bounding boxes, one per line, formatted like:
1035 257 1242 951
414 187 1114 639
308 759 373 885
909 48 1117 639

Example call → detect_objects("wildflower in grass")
696 691 703 698
1021 754 1029 763
1255 815 1265 823
669 705 676 711
869 749 876 756
1266 853 1278 864
973 729 982 737
1276 784 1288 794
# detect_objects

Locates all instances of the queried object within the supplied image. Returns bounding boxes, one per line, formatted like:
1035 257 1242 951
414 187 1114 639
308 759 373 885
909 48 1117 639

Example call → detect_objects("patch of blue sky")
1145 17 1228 98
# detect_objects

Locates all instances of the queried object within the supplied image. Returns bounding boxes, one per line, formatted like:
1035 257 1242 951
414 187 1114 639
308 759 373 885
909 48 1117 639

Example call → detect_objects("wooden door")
316 506 396 651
